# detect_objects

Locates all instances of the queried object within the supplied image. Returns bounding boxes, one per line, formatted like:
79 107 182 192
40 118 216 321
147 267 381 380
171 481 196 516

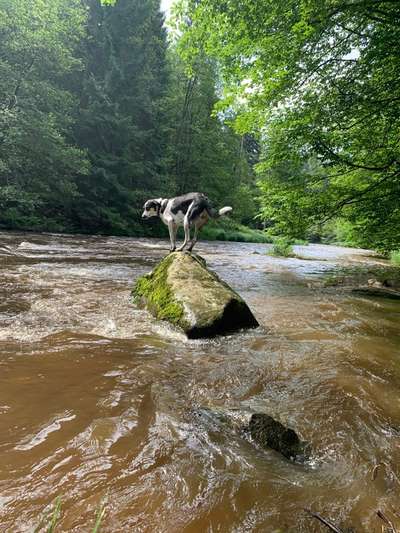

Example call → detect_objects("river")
0 231 399 532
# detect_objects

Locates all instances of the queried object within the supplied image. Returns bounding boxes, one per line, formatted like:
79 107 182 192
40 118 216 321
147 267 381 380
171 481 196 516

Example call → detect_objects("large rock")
133 252 258 338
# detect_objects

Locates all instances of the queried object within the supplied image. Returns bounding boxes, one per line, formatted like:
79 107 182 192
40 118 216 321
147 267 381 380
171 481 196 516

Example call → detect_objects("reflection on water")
0 232 399 532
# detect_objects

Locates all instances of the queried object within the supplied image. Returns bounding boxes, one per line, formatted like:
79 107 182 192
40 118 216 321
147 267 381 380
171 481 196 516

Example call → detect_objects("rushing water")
0 231 399 532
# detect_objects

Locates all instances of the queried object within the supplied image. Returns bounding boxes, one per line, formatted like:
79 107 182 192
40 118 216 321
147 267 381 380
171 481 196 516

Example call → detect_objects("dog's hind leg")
187 209 209 252
177 217 191 251
187 225 198 252
168 221 177 252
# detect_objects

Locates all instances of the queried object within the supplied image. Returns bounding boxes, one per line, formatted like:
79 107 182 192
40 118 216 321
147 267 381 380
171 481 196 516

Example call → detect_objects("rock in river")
133 252 258 338
248 413 308 461
192 407 310 462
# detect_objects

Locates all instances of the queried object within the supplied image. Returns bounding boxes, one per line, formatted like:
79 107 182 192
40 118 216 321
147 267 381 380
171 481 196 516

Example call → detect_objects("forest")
0 0 399 254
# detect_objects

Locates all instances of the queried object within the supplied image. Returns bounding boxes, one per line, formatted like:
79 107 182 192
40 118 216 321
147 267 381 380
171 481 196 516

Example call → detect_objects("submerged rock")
132 252 258 338
351 286 400 299
192 407 309 462
248 413 308 461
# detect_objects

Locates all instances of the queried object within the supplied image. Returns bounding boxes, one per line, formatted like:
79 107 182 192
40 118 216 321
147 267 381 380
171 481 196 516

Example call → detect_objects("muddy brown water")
0 231 399 532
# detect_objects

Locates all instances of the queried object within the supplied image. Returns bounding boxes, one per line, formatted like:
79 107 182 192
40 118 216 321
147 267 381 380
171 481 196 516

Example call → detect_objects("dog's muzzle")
142 212 148 219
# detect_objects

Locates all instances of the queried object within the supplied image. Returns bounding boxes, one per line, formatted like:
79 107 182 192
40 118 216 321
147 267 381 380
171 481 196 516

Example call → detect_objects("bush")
390 250 400 266
293 238 309 245
214 230 227 241
269 237 294 257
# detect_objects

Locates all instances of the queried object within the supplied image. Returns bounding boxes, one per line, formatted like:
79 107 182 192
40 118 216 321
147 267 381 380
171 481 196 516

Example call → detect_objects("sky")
160 0 174 15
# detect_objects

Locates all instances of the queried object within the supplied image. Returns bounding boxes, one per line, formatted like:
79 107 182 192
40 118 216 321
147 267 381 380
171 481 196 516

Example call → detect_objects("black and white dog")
142 192 232 252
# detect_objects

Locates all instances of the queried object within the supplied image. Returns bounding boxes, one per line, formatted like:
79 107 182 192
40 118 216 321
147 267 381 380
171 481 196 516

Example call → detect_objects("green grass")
34 498 106 533
390 250 400 266
200 219 272 243
92 502 107 533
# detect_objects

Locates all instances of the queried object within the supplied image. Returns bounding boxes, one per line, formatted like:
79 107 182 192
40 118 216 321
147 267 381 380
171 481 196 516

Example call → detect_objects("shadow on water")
0 231 399 532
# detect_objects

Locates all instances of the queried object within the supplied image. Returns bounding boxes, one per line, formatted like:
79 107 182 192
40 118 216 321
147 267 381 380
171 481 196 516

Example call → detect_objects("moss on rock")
132 254 188 329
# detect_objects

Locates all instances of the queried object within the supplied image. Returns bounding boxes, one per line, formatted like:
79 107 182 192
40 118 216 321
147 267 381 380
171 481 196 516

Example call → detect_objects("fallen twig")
377 509 397 533
305 508 345 533
371 461 400 487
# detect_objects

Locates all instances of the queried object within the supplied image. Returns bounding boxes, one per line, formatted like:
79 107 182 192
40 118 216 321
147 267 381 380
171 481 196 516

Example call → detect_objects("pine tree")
71 0 169 234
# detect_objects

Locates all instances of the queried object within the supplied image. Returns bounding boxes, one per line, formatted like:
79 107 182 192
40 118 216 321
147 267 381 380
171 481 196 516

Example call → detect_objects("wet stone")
192 407 310 462
132 252 259 338
247 413 309 461
351 286 400 299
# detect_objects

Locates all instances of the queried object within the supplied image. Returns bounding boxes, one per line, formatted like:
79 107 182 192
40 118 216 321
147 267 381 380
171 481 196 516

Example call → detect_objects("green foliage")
269 237 294 258
0 0 89 230
164 50 260 221
176 0 400 252
68 0 170 234
390 251 400 267
201 218 271 243
321 219 363 247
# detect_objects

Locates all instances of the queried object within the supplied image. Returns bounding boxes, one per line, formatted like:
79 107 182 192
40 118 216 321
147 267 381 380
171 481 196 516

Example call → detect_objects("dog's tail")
203 196 232 218
218 206 233 217
206 205 233 218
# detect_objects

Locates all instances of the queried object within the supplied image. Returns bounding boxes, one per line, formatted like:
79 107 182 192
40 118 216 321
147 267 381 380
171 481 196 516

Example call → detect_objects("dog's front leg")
168 221 177 252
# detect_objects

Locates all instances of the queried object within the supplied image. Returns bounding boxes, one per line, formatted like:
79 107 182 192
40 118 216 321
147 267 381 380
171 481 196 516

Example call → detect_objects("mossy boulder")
133 252 258 338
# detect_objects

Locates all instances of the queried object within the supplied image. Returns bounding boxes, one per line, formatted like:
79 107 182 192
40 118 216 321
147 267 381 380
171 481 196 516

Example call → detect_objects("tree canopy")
175 0 400 251
0 0 88 229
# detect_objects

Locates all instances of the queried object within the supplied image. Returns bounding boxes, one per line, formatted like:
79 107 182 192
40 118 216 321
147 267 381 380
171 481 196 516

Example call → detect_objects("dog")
142 192 232 252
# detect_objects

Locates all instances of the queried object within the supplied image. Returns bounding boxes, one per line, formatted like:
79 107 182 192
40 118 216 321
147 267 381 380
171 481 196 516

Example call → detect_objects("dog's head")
142 198 163 219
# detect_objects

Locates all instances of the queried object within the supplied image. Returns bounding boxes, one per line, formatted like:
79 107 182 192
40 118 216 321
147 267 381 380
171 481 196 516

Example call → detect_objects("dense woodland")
0 0 399 253
0 0 258 238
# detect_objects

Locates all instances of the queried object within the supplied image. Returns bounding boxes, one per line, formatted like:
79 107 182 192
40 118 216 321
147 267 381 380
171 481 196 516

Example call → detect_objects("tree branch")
319 170 400 224
316 141 397 171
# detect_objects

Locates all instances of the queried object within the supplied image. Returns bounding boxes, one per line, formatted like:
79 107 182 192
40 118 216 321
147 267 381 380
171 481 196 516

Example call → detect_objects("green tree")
165 47 260 223
0 0 88 230
176 0 400 252
70 0 170 234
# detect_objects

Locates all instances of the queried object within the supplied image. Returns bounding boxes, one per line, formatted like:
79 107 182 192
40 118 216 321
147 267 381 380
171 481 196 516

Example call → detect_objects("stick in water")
305 508 345 533
376 510 397 533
